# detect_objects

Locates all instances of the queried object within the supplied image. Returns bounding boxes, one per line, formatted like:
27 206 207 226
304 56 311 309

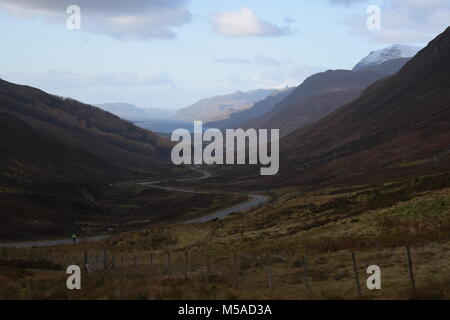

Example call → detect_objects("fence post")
150 253 153 275
234 252 240 289
206 254 210 283
84 252 88 272
103 249 107 270
111 253 115 269
168 252 172 279
351 252 362 297
303 256 312 298
267 254 273 291
406 246 416 292
185 251 189 279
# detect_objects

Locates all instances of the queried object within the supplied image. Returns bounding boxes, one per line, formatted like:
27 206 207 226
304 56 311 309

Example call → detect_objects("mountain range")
173 89 277 122
241 57 412 136
206 87 295 130
97 103 174 120
1 29 448 239
272 27 450 187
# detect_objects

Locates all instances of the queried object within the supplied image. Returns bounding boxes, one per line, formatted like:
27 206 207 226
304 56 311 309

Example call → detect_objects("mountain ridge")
241 57 411 136
173 89 277 122
273 27 450 186
353 44 422 71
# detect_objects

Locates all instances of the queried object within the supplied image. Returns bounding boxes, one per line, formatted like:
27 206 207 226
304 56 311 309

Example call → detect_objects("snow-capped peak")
353 44 422 71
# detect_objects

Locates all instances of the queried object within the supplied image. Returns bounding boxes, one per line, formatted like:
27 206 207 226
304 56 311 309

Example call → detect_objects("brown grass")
2 171 450 300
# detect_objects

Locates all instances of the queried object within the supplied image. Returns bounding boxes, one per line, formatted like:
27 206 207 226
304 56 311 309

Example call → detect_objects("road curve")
138 167 269 223
0 167 269 248
186 194 268 224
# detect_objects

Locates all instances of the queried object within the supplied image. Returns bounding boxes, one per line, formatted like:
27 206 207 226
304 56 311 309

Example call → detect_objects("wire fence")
2 237 450 299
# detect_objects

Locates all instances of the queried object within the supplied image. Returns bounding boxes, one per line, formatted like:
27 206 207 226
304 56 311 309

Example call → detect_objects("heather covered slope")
242 58 410 136
0 80 174 238
0 112 117 185
275 27 450 186
0 79 171 171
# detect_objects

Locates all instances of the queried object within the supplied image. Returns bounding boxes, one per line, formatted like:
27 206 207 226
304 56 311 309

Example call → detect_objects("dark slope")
275 27 450 186
0 79 171 170
0 80 172 239
242 58 410 136
0 112 116 185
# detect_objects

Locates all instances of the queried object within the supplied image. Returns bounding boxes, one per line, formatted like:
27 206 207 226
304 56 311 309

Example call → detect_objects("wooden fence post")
351 252 362 297
234 252 240 289
206 254 210 283
168 252 172 279
84 252 88 272
185 251 189 279
267 254 273 290
406 246 416 292
111 253 115 269
150 253 153 275
303 256 312 298
103 249 107 270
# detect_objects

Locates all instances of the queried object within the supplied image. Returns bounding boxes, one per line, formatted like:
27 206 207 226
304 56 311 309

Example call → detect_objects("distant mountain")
275 27 450 187
174 89 276 123
353 44 421 71
242 57 411 136
97 103 172 120
144 107 175 118
207 87 295 130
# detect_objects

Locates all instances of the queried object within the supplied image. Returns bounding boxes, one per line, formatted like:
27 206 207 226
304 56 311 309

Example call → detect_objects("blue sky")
0 0 448 109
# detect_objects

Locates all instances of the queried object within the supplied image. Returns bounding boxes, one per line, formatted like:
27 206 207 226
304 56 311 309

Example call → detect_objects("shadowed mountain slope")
242 58 410 136
0 79 173 238
275 27 450 186
0 79 171 173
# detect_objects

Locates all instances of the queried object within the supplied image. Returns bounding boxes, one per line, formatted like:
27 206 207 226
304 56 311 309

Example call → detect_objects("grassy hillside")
2 170 450 299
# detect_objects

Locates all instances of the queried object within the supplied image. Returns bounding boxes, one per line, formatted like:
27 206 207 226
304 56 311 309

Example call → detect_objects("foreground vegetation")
1 170 450 299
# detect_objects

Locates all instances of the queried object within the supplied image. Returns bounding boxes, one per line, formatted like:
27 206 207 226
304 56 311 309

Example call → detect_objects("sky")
0 0 448 109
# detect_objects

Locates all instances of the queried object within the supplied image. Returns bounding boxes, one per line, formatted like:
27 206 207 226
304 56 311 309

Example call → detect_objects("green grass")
377 195 450 221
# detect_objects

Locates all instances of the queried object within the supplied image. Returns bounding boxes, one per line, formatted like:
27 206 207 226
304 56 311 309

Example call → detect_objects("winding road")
138 166 269 223
0 167 269 248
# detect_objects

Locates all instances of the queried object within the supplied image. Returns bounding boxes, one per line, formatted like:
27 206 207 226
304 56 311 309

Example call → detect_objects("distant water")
133 118 213 134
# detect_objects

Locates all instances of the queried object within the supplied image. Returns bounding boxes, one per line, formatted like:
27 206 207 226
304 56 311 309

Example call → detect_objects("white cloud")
1 70 175 89
214 64 324 91
215 55 292 66
211 7 291 37
0 0 192 40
